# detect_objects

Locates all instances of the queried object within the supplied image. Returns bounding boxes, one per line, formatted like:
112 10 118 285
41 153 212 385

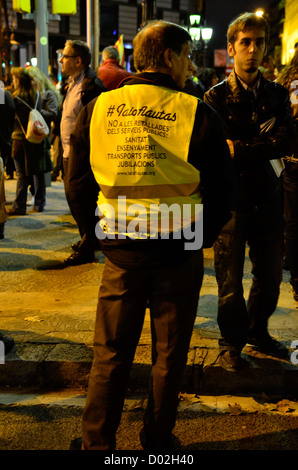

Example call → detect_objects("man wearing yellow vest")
72 20 235 451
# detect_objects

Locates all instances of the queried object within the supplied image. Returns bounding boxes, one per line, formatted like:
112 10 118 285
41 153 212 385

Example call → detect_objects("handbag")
16 92 49 144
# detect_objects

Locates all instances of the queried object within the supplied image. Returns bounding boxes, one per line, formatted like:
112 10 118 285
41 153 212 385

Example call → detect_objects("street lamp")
201 27 213 42
201 27 213 67
188 14 213 68
189 14 201 28
255 9 264 17
188 14 201 67
189 14 201 50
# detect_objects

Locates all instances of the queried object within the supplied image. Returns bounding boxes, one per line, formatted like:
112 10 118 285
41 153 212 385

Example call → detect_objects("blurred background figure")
260 54 276 81
7 67 51 215
183 61 205 99
59 39 105 265
0 84 15 352
198 67 219 91
98 45 132 90
276 52 298 301
27 66 62 201
0 87 15 237
27 66 61 129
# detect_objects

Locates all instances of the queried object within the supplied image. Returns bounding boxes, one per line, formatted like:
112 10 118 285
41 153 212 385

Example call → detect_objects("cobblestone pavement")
1 177 298 397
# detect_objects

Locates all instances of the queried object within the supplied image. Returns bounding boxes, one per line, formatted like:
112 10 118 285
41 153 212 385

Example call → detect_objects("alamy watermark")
95 196 203 250
0 341 4 364
0 80 5 105
291 80 298 105
290 340 298 365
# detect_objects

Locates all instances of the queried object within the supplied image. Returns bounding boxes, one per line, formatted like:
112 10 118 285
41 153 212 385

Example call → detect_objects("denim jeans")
283 169 298 291
12 140 46 212
213 205 284 352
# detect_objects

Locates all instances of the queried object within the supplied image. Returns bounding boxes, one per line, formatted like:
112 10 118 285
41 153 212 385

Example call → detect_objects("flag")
114 35 125 68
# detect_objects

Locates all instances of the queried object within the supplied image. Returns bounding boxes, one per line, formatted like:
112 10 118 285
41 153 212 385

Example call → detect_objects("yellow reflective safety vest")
90 84 203 239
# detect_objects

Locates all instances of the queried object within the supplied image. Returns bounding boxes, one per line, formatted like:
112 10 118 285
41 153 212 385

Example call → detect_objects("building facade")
282 0 298 64
2 0 191 81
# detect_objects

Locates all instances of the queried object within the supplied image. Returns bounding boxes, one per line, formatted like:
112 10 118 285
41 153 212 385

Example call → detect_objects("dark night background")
205 0 273 50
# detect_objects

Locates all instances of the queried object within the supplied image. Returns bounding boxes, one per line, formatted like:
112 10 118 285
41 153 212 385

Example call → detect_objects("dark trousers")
63 158 99 253
283 170 298 291
213 206 284 352
12 140 46 212
82 250 203 450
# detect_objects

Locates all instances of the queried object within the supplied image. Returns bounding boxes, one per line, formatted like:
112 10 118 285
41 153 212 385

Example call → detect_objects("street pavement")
1 177 298 399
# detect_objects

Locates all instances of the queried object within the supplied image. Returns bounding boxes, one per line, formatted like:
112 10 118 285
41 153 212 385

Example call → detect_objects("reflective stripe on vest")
90 84 202 238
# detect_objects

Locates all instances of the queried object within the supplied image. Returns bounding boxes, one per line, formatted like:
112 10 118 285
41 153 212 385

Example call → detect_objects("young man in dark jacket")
204 12 295 371
70 20 235 451
59 40 106 265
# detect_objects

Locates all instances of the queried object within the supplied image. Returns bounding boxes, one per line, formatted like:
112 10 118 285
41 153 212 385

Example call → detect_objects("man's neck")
234 68 259 87
69 68 85 81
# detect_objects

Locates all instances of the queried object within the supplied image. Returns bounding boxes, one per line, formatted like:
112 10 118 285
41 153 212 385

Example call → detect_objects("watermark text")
95 197 203 250
0 341 4 364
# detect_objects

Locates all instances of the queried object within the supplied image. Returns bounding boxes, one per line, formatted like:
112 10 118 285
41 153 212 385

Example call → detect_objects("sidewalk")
1 178 298 397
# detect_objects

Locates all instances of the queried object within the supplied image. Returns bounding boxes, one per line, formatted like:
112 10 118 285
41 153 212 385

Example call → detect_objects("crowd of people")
0 11 298 451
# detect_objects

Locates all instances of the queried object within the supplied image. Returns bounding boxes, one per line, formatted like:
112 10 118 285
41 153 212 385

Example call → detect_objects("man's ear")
163 48 175 68
227 43 234 58
76 56 83 67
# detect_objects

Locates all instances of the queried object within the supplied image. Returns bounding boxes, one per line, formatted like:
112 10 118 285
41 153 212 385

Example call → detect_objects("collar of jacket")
226 69 266 102
82 67 97 89
118 72 181 91
101 58 121 68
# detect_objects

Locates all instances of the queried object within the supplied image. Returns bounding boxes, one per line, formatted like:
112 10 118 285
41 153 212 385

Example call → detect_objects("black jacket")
0 90 15 164
77 67 106 107
69 72 236 267
204 70 295 210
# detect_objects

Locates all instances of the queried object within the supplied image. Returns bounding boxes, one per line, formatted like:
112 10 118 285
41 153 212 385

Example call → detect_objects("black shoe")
69 437 82 450
247 334 289 359
139 428 181 451
71 241 81 252
291 287 298 302
218 350 250 372
0 333 15 354
0 223 4 239
32 206 44 213
63 251 94 266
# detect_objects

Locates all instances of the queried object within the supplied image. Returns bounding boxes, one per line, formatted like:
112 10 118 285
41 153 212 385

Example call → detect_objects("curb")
2 337 298 398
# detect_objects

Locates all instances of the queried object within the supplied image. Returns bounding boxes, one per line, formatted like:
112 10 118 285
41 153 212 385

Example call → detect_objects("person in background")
0 86 15 237
59 40 105 266
2 84 16 180
98 45 132 90
276 52 298 301
183 61 205 98
204 12 295 371
0 86 15 353
198 67 219 91
26 66 62 205
27 66 61 129
260 54 276 81
71 19 235 451
7 67 50 215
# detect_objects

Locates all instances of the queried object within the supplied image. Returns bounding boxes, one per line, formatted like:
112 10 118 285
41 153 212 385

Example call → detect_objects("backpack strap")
16 91 39 109
34 91 40 109
15 114 26 137
16 95 32 109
